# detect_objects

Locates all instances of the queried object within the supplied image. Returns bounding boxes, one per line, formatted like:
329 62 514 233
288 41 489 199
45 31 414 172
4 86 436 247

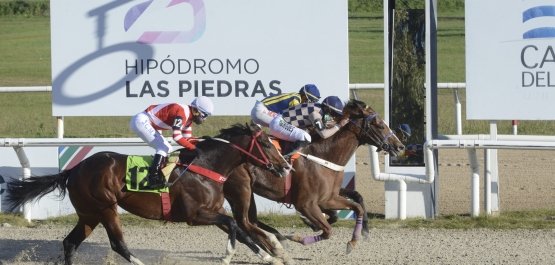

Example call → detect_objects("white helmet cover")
191 96 214 115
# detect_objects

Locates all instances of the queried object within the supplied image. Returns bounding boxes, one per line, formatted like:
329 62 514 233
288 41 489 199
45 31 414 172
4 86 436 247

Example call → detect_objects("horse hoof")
285 233 301 243
279 239 289 249
284 259 296 265
346 241 356 254
362 230 369 240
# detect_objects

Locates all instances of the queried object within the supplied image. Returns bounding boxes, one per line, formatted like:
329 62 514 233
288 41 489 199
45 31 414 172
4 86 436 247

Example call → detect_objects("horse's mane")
343 99 370 116
216 123 250 139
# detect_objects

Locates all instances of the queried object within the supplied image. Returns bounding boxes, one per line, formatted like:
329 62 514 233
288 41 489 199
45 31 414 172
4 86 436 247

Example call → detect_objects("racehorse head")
342 99 405 156
214 122 291 177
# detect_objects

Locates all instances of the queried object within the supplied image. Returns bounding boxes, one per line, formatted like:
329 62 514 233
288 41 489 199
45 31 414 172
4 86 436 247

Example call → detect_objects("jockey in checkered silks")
251 84 321 127
270 96 348 160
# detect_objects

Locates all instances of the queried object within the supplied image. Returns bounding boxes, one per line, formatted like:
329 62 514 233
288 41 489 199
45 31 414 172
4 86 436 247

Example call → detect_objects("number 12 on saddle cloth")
125 151 228 194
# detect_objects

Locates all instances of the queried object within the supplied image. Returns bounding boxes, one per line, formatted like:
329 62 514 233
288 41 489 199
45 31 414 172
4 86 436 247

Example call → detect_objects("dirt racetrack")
1 148 555 265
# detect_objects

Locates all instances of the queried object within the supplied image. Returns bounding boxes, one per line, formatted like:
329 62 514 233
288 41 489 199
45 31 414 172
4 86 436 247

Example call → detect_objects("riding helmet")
396 124 412 139
321 96 344 115
299 84 321 103
191 96 214 116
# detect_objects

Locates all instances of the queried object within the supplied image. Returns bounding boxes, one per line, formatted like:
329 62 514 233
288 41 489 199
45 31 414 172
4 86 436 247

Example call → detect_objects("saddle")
161 151 180 178
271 138 301 162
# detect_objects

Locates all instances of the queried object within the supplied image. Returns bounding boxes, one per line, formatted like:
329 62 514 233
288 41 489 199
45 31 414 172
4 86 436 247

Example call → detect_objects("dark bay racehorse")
224 100 404 264
5 123 290 265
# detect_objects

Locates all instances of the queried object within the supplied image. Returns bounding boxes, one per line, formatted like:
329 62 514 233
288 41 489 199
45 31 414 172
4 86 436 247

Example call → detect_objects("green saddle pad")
126 155 169 193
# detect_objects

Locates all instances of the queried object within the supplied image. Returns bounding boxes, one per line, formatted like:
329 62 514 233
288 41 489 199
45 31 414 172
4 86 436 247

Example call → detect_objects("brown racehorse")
4 123 291 265
223 100 404 264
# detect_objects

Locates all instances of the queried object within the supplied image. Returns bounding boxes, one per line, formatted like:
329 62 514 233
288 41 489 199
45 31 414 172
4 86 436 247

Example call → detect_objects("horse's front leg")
296 189 368 239
318 197 365 254
215 207 284 265
246 193 295 265
338 188 369 239
286 203 332 245
193 209 239 265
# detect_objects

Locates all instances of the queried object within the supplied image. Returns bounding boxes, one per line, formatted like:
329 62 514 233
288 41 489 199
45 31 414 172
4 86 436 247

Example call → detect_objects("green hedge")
0 0 463 17
0 0 49 17
349 0 464 13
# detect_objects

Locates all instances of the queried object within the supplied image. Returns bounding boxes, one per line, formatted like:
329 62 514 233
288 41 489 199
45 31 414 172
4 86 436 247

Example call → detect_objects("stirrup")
149 181 167 189
148 176 167 189
284 153 292 161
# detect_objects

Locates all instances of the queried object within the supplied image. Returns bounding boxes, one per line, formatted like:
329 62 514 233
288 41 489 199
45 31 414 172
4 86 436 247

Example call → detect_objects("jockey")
130 96 214 189
394 123 411 143
269 96 348 160
251 84 321 127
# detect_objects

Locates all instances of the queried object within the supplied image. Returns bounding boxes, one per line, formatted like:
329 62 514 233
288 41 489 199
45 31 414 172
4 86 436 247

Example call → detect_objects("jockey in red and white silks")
129 96 214 189
130 103 193 157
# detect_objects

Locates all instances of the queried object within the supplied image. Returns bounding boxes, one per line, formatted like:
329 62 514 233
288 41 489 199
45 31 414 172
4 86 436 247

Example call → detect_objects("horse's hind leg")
63 216 99 265
100 211 144 265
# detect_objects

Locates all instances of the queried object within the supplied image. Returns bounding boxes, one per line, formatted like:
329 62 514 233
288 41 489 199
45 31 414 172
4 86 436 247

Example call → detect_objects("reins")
167 130 276 186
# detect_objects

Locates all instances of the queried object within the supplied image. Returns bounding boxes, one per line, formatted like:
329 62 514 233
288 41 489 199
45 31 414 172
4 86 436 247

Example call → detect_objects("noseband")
228 130 277 172
349 113 394 152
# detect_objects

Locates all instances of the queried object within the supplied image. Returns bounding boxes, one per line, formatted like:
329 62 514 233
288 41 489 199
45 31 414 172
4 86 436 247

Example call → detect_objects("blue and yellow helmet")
299 84 321 103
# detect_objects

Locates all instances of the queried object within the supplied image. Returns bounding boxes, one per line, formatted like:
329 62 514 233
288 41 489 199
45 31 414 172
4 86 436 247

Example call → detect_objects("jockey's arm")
308 112 339 139
172 116 195 150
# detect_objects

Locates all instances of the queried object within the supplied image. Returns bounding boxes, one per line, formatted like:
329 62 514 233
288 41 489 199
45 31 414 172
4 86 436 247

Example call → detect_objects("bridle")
348 112 395 152
228 130 278 173
168 130 278 186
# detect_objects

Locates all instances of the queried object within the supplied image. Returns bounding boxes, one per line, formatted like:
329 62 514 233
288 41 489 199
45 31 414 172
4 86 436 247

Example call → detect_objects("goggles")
307 96 319 103
198 109 209 119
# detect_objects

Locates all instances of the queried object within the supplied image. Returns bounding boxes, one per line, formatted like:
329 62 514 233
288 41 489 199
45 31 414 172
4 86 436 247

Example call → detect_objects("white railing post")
13 146 32 222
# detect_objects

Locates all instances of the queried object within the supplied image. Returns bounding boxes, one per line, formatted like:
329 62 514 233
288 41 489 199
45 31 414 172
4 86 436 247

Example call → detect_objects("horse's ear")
351 100 374 117
247 121 260 134
250 120 262 130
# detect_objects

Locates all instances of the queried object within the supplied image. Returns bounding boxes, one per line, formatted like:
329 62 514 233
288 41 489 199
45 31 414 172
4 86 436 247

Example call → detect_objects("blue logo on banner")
523 6 555 39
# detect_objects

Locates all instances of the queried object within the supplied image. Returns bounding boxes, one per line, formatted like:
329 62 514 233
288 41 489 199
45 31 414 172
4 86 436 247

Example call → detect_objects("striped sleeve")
173 127 195 150
172 108 195 150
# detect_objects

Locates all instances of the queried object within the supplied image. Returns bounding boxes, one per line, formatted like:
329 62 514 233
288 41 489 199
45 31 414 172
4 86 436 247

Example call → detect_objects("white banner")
51 0 348 116
466 0 555 120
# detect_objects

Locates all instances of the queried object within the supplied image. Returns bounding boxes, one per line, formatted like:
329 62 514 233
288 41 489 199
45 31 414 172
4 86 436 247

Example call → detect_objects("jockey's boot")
283 140 310 162
148 154 167 189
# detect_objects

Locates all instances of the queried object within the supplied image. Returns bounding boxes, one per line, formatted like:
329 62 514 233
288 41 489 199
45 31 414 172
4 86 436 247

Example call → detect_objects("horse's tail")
4 170 71 213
